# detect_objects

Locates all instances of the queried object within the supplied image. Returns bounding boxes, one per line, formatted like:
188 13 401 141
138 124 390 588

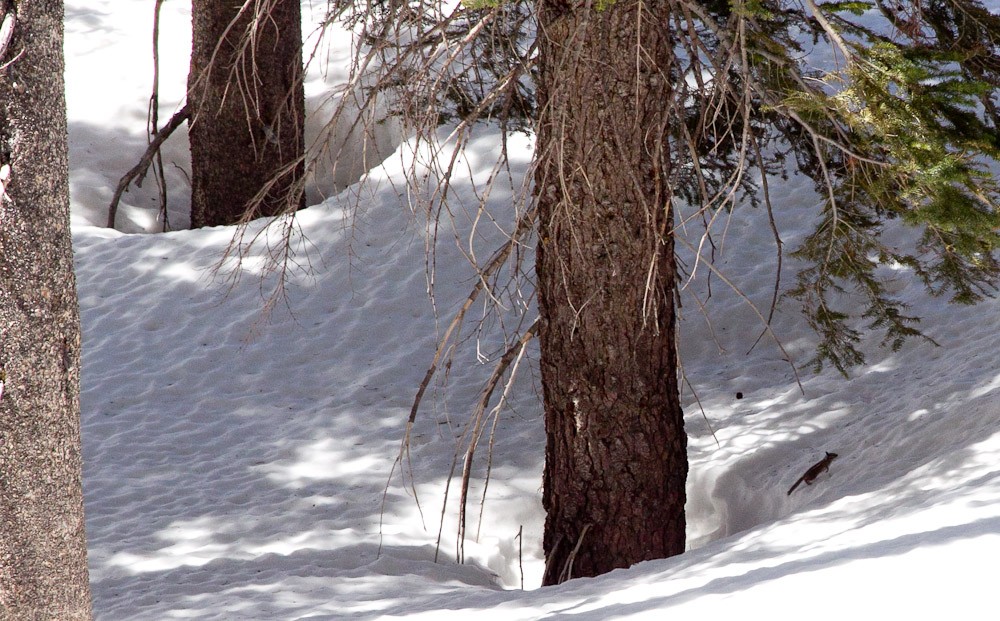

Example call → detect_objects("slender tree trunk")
534 0 687 585
0 0 93 617
188 0 305 227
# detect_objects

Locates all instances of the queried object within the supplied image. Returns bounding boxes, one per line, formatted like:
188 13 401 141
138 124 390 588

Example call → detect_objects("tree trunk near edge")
0 0 93 617
534 0 687 585
188 0 305 227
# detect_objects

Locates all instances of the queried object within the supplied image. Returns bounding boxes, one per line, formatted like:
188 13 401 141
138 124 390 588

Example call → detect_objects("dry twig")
107 105 191 229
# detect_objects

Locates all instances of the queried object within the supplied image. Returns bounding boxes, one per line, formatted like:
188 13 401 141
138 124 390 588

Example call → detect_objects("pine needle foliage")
665 0 1000 373
770 0 1000 372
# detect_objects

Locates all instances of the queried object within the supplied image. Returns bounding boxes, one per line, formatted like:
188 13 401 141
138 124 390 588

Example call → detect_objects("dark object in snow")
787 452 839 495
736 391 743 399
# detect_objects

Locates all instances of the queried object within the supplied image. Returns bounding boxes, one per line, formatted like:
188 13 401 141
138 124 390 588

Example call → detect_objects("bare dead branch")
676 233 805 394
149 0 170 231
746 132 784 355
107 104 191 229
456 318 536 562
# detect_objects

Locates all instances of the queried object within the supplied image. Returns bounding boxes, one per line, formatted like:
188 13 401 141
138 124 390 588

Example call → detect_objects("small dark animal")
787 452 839 495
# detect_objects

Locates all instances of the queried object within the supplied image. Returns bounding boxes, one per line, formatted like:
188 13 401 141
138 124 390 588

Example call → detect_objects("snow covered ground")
66 2 1000 619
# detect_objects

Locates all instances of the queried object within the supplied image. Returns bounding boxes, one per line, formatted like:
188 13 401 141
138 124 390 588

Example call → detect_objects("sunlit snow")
66 1 1000 619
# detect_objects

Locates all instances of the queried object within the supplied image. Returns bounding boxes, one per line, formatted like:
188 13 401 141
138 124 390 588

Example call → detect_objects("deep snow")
65 2 1000 619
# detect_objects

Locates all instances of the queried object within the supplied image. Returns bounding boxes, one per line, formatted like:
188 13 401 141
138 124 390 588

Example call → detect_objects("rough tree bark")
0 0 93 617
188 0 305 227
534 0 687 585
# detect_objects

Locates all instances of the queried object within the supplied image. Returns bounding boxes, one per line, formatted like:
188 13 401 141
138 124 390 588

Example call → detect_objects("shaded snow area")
67 2 1000 619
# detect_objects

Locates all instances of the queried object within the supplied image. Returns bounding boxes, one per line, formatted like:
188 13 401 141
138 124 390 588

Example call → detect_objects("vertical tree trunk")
0 0 93 617
188 0 305 227
534 0 687 585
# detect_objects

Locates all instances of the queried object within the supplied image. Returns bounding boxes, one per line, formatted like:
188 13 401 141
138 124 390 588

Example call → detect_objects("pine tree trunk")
0 0 93 617
534 0 687 585
188 0 305 227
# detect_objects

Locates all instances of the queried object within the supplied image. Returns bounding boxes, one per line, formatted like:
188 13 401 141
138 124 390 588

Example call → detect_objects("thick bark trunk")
0 0 93 617
534 0 687 585
188 0 305 227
